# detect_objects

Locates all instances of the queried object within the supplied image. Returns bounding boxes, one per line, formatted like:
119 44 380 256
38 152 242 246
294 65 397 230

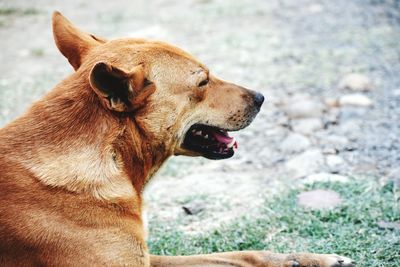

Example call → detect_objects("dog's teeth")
204 134 209 139
194 130 202 136
227 138 236 148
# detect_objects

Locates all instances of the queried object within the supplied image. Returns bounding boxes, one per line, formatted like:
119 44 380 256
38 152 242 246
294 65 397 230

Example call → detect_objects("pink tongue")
212 131 233 144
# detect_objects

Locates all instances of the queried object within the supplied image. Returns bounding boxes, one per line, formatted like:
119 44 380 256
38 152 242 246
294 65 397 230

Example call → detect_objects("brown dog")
0 12 354 267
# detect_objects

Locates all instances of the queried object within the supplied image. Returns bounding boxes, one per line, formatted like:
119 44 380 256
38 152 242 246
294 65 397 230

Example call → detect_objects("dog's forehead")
148 42 206 70
140 42 209 80
108 38 207 71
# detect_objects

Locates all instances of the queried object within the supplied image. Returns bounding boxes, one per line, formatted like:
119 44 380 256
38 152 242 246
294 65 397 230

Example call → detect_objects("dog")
0 12 354 267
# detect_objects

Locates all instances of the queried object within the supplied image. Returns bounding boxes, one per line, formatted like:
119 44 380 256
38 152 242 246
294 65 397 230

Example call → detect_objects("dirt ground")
0 0 399 234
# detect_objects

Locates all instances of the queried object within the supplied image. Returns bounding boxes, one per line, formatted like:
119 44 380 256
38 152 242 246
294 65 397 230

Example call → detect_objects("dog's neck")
2 71 168 201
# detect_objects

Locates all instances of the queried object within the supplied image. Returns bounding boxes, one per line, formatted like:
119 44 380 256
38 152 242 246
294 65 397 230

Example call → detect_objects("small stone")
297 189 342 209
292 118 323 135
352 163 379 175
18 49 30 57
386 168 400 179
276 116 290 127
326 155 345 173
327 135 349 149
393 89 400 97
324 97 339 108
286 149 324 178
182 200 205 215
287 92 312 102
280 133 311 153
324 108 340 126
322 147 338 155
339 106 368 121
307 3 323 14
339 73 373 91
304 172 349 184
386 168 400 189
337 120 361 140
377 221 400 231
339 94 373 107
284 99 325 119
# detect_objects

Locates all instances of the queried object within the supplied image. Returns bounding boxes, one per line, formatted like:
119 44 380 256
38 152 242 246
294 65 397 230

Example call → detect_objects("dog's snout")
253 92 265 108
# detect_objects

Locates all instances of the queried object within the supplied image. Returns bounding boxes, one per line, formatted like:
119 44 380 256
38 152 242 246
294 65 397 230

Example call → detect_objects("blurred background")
0 0 399 265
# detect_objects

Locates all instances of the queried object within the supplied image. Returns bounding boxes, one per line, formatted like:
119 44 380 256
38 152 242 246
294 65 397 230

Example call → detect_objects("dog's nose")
253 92 265 108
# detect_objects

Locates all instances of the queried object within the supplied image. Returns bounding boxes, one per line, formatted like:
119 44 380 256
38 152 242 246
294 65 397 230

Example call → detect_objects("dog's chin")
180 124 238 160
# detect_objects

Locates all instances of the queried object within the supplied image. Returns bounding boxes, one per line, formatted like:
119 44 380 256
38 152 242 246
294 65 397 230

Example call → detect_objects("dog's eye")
198 79 209 87
143 78 152 87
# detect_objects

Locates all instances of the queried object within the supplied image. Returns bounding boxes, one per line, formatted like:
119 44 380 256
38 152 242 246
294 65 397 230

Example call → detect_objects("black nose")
253 92 265 108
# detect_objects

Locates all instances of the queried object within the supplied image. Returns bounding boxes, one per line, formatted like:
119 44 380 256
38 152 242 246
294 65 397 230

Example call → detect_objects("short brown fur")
0 12 354 267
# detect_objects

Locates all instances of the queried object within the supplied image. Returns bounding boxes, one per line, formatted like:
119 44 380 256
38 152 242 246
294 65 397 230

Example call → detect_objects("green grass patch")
31 48 44 57
148 177 400 266
0 7 18 16
0 7 39 16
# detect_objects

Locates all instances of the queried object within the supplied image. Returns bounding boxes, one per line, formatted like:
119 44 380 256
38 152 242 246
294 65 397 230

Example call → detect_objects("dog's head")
53 12 264 160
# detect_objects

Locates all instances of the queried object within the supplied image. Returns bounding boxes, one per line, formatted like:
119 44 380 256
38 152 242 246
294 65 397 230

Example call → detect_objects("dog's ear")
90 62 154 112
52 11 107 70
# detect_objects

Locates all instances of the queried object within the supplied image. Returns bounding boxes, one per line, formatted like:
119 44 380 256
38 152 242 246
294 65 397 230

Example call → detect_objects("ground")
0 0 399 266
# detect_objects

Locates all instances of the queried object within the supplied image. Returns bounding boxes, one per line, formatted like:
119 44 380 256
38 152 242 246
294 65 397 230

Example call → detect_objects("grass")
31 48 44 57
148 177 400 266
0 7 39 16
0 6 40 27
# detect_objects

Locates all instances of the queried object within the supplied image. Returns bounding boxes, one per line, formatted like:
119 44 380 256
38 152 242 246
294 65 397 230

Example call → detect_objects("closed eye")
198 79 209 87
143 78 153 87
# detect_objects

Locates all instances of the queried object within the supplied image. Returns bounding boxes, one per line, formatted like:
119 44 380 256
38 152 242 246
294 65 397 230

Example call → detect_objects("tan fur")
24 144 135 200
0 12 354 267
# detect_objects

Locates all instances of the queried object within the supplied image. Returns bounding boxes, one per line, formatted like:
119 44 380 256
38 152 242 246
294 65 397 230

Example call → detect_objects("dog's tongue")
212 130 238 149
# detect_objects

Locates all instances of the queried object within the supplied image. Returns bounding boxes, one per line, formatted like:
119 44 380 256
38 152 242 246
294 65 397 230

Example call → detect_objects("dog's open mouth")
183 124 238 160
